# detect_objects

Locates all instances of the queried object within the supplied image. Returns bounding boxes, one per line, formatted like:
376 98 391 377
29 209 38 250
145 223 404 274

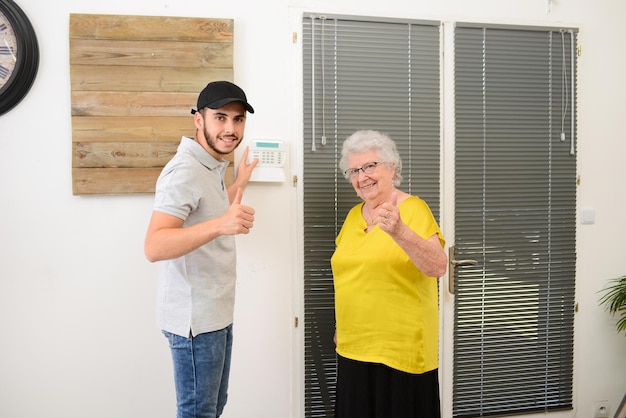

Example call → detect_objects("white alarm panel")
247 140 287 182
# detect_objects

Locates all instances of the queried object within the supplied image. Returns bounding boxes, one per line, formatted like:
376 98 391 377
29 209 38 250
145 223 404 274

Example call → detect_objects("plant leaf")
599 275 626 335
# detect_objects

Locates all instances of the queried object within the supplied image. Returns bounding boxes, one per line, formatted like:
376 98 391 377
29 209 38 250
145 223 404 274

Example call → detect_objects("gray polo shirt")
154 136 235 337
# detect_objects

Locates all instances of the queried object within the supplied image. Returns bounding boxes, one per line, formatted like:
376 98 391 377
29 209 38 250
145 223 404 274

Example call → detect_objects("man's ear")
193 109 204 130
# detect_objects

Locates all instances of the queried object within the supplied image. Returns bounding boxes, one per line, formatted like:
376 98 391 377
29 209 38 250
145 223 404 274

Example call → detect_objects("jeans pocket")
162 330 181 348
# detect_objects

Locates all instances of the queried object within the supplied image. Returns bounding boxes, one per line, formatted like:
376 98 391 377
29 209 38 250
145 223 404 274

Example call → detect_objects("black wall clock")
0 0 38 116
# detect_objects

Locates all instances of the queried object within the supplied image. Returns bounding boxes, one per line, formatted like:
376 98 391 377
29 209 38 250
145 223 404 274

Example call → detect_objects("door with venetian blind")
302 15 442 418
444 23 578 418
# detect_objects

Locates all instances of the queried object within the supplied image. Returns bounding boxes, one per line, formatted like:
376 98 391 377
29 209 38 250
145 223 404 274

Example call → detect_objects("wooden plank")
70 65 232 92
72 165 235 195
69 14 233 42
224 166 235 187
71 116 192 142
69 39 233 68
71 91 197 117
72 167 162 194
73 141 235 168
73 141 179 168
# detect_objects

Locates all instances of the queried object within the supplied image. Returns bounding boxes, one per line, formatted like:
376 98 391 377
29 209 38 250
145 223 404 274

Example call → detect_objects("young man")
144 81 258 418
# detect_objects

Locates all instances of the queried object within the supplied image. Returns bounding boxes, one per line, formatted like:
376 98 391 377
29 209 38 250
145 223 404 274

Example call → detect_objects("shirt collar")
179 136 229 171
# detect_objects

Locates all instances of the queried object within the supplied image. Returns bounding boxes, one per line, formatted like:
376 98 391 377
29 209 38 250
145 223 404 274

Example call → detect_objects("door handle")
448 245 477 294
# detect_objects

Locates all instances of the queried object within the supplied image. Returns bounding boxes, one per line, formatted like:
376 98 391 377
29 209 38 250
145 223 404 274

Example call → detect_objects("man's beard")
203 127 240 156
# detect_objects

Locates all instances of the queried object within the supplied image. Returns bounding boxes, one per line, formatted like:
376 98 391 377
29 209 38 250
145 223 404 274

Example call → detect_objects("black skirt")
334 354 441 418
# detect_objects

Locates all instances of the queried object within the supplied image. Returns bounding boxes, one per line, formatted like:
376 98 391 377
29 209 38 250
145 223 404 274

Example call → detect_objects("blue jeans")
162 325 233 418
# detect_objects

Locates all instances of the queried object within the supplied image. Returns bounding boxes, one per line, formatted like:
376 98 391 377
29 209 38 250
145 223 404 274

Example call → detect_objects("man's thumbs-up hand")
223 187 255 235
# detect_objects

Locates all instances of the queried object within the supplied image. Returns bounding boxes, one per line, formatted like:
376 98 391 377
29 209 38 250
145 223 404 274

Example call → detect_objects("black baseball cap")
191 81 254 114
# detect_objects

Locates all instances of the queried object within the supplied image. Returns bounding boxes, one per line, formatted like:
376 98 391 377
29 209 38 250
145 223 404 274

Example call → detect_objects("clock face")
0 0 38 116
0 8 18 91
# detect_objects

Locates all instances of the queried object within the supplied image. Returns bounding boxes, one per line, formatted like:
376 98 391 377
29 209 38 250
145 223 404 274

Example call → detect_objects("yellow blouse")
331 195 445 374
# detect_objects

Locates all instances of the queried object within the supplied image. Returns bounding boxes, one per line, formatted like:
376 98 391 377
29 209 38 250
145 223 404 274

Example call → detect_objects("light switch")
581 208 595 224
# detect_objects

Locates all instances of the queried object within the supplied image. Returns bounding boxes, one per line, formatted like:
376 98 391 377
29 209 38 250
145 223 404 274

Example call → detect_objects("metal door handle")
448 245 477 294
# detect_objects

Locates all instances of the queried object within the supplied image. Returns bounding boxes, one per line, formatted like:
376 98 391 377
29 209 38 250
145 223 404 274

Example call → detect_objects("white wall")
0 0 624 417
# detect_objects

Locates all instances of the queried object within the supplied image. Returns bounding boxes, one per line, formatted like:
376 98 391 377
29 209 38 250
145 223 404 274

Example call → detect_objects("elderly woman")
331 130 448 418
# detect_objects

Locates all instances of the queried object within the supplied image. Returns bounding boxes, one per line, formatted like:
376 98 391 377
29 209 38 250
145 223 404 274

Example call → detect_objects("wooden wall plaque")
69 14 235 194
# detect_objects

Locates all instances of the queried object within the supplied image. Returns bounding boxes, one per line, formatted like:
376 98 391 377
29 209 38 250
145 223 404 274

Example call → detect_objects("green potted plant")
598 276 626 418
599 275 626 335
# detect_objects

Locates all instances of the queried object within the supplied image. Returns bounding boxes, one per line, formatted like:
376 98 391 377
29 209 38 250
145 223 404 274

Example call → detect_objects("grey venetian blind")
302 15 441 417
453 25 578 417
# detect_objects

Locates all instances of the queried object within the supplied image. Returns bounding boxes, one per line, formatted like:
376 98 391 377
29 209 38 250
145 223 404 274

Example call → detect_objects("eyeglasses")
343 161 385 178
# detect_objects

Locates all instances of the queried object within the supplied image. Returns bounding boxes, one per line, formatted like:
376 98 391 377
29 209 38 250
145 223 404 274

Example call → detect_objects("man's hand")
237 146 259 183
222 187 255 235
228 146 258 203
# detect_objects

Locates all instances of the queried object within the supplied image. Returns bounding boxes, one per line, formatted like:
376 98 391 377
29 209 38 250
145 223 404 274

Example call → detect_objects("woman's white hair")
339 130 403 186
